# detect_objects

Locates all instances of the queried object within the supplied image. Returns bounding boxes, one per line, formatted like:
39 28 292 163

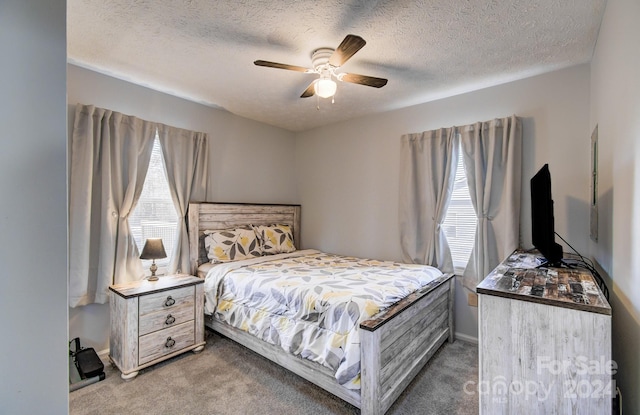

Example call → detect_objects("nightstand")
109 274 205 380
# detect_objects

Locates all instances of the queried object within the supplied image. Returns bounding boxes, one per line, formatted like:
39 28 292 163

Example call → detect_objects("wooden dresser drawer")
139 301 195 336
139 321 194 365
139 286 194 316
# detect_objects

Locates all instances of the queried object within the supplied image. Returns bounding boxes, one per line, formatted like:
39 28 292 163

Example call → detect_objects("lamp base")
147 261 159 281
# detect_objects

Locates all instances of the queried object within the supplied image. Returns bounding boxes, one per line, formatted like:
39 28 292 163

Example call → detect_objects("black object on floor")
69 337 105 392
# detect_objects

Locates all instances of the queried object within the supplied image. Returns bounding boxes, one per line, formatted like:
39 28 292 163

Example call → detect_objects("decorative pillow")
252 224 296 254
204 228 262 263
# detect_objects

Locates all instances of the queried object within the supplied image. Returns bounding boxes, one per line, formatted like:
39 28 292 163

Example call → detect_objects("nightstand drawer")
139 302 195 336
139 286 194 316
139 321 194 365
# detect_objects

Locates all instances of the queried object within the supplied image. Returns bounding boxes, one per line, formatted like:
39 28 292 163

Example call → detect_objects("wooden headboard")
187 202 301 275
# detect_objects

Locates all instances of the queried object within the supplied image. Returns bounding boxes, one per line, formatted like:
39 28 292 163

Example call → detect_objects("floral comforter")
203 249 443 389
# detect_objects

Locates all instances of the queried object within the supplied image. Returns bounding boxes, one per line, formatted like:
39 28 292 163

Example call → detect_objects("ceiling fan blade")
300 81 316 98
338 73 388 88
254 60 313 73
329 35 366 67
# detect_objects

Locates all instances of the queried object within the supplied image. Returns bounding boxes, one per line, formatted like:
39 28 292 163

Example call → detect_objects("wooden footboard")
360 273 455 415
205 273 455 415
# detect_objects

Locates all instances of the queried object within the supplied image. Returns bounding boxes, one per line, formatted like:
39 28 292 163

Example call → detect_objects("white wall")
0 1 68 414
296 64 592 340
590 0 640 412
68 64 298 351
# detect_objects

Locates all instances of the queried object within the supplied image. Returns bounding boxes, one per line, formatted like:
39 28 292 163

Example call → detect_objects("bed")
187 202 455 415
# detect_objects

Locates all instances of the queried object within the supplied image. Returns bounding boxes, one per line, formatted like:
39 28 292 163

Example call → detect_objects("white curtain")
399 128 458 273
460 115 522 290
157 123 209 275
69 104 156 306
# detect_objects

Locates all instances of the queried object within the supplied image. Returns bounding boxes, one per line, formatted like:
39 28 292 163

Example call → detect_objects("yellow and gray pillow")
204 228 262 263
203 224 296 263
252 224 296 255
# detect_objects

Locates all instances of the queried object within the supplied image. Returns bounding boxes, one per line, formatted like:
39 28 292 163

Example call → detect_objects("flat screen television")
530 164 563 266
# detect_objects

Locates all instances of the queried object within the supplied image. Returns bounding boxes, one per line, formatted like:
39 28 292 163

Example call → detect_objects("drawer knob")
165 314 176 325
165 337 176 348
164 296 175 307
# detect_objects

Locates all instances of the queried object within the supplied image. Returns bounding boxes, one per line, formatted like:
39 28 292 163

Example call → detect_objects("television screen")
530 164 563 266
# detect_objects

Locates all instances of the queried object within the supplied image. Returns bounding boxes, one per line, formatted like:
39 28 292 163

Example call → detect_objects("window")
129 135 178 270
442 142 478 272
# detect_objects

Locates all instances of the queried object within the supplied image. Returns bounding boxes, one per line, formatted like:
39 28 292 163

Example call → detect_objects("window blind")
442 144 478 271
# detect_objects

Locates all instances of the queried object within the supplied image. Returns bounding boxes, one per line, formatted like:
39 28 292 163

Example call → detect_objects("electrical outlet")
468 292 478 307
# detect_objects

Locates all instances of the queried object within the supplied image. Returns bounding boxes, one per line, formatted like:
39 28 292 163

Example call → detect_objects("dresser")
477 250 612 414
109 275 206 380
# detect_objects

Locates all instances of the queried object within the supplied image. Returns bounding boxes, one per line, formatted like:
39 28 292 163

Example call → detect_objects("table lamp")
140 238 167 281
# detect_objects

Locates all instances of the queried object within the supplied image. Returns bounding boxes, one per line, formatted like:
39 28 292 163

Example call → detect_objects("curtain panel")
69 104 209 307
69 104 156 306
157 123 209 275
399 115 521 290
460 115 522 290
399 128 458 273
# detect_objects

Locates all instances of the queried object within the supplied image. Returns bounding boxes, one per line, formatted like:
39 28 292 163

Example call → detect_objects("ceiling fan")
254 34 388 99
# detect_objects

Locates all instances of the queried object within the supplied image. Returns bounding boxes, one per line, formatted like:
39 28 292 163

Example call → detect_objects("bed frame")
187 202 455 415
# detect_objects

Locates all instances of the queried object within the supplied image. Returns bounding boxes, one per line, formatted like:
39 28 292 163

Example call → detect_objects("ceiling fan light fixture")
314 78 337 98
254 35 387 101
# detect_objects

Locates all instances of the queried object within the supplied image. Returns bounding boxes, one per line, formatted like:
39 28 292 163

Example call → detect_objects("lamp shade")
314 78 337 98
140 238 167 260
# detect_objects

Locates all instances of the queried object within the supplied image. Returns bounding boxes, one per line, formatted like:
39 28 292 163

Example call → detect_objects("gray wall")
295 64 592 341
0 1 68 414
71 63 594 345
6 1 630 412
67 64 298 351
590 0 640 412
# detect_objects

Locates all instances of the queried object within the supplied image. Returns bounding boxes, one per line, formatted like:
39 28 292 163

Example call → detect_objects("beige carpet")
70 330 478 415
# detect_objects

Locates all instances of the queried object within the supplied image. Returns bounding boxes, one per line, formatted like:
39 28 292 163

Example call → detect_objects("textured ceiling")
67 0 607 132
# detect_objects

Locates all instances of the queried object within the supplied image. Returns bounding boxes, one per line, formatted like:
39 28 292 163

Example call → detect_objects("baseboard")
454 331 478 344
97 348 110 361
